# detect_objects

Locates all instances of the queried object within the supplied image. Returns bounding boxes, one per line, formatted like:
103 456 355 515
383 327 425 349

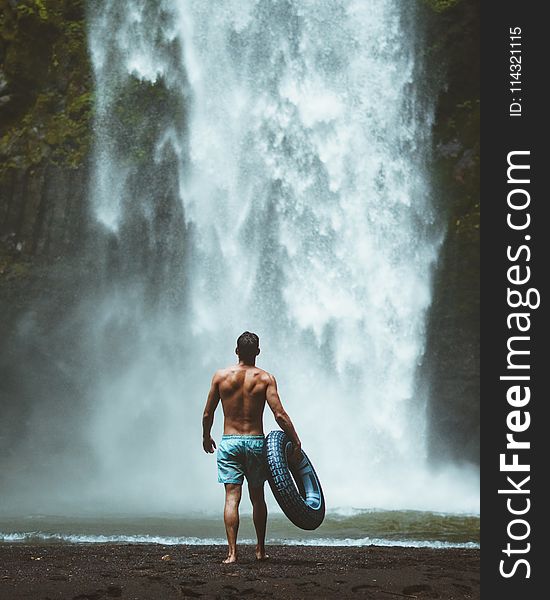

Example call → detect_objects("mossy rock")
0 0 93 172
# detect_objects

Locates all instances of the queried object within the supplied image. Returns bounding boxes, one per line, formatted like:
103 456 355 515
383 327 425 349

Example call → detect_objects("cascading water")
172 0 444 508
24 0 478 516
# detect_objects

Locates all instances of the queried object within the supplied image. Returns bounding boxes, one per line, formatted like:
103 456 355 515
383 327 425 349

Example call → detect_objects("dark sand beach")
0 544 479 599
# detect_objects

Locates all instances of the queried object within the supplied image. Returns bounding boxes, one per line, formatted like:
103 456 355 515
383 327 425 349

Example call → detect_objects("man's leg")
223 483 242 563
248 484 268 560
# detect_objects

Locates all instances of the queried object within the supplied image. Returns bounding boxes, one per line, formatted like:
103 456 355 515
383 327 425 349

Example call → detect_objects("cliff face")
0 1 93 440
0 0 480 464
0 0 91 266
422 0 480 464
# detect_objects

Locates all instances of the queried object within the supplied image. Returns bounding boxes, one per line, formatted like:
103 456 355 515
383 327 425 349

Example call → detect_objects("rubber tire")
265 430 325 530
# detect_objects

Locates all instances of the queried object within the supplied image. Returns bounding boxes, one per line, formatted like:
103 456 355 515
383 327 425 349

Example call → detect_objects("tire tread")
265 430 325 530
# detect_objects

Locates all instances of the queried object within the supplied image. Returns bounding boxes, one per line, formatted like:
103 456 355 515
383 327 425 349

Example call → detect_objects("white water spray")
83 0 479 514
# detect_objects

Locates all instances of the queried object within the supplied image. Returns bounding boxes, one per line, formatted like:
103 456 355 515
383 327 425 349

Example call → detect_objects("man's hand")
289 442 302 465
203 436 217 454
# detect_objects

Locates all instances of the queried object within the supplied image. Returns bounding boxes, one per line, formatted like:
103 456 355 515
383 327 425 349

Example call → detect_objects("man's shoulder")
211 367 228 383
213 366 249 378
213 366 231 379
254 367 274 383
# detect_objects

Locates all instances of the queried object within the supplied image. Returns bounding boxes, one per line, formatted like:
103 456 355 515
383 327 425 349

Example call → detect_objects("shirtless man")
202 331 301 564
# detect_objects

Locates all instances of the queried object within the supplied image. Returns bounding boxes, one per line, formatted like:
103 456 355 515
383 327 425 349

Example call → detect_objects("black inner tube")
285 441 323 510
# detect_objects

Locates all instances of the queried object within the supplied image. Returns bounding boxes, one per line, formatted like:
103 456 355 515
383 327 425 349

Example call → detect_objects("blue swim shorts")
217 434 267 487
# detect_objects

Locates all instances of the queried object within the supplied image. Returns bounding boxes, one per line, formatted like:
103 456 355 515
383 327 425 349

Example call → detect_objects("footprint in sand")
402 584 439 598
180 579 207 586
295 581 320 588
218 587 258 597
72 592 103 600
351 583 378 593
72 586 122 600
180 588 202 598
452 582 472 592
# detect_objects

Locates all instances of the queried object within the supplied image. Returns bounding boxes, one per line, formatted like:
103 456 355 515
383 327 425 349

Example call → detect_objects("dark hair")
236 331 259 361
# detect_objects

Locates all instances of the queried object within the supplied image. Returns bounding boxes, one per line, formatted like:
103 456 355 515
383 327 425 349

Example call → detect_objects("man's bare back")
202 363 300 450
213 365 272 435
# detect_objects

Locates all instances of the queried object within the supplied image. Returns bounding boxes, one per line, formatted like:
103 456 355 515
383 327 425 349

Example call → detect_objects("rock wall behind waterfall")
0 0 480 466
422 0 480 464
0 1 93 463
0 0 91 261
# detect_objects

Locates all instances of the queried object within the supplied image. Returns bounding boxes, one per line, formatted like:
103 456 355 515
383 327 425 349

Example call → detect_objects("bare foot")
222 554 238 564
255 548 269 561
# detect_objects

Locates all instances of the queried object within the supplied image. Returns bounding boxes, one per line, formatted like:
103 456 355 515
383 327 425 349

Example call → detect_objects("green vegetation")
105 75 181 167
0 0 92 173
0 0 187 264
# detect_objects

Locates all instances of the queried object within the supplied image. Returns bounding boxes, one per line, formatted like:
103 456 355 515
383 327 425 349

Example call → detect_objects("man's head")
236 331 260 364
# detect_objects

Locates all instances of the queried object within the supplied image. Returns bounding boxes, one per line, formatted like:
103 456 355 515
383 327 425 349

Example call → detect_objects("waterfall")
74 0 478 514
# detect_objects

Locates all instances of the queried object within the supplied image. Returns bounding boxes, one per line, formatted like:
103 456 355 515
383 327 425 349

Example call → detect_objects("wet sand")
0 544 479 599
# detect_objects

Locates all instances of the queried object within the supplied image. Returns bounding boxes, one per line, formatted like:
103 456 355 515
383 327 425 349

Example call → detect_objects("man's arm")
266 374 301 457
202 372 221 453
